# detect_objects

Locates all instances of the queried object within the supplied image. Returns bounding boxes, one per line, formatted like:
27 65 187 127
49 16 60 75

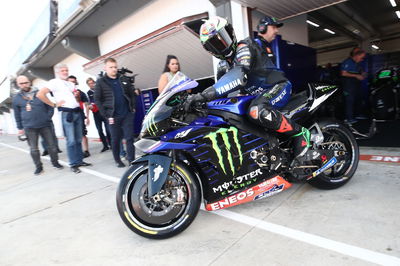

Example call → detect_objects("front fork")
132 153 172 197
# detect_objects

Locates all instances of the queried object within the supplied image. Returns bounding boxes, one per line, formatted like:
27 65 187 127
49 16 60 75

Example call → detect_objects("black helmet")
199 16 237 60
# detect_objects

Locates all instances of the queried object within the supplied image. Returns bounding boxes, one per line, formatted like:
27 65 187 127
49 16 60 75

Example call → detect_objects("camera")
118 67 138 85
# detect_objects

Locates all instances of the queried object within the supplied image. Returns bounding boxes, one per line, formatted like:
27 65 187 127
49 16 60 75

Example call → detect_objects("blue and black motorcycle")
116 72 359 239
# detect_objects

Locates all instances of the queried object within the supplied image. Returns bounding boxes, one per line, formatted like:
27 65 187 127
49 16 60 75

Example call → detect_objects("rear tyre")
308 121 359 189
116 161 201 239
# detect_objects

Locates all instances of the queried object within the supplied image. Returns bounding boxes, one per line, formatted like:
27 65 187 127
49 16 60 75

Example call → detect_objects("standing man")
86 77 110 152
37 63 92 173
67 75 91 157
341 49 367 124
13 75 64 175
94 58 136 167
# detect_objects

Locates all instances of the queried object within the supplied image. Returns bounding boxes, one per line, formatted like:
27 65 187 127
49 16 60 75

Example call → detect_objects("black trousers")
109 112 135 162
342 78 362 120
93 111 111 148
25 126 59 168
41 121 60 151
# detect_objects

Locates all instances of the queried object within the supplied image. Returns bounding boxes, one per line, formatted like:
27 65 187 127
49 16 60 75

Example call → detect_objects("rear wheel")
116 161 201 239
308 121 359 189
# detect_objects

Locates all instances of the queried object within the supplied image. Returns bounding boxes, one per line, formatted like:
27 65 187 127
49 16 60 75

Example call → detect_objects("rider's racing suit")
187 36 310 158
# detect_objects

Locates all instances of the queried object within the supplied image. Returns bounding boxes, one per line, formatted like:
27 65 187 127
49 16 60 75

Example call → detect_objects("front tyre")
116 161 201 239
308 121 359 189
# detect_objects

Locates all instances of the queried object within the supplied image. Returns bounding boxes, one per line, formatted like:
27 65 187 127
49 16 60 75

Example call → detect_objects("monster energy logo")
204 127 243 175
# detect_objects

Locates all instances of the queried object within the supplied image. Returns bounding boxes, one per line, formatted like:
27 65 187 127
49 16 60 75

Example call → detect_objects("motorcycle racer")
185 16 311 161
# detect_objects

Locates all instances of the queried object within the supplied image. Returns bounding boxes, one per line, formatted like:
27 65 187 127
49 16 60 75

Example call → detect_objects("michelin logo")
216 78 242 95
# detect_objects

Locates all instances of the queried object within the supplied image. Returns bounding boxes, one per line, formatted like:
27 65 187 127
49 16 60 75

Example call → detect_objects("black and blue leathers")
202 36 299 135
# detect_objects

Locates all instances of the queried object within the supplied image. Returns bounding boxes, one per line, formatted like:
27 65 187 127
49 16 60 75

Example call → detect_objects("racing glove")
184 86 216 112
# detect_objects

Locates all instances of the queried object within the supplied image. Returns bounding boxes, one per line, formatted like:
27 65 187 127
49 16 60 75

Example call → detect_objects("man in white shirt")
37 63 92 173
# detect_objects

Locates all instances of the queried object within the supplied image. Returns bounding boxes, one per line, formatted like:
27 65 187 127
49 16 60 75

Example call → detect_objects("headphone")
257 22 268 34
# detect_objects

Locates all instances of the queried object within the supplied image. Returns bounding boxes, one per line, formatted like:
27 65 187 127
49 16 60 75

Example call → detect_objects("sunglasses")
18 82 30 85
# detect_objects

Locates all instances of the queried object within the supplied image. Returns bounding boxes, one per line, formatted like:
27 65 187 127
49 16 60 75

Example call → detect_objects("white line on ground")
2 142 400 266
0 142 119 183
212 209 400 266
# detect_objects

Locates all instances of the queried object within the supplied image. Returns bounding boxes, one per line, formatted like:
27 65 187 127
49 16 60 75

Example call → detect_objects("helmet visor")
203 25 235 56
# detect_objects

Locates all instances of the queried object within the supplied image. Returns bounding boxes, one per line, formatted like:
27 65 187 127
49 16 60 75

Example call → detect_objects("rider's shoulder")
238 37 252 47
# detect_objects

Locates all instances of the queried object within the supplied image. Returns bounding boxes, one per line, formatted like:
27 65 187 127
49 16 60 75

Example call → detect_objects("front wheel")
308 121 359 189
116 161 201 239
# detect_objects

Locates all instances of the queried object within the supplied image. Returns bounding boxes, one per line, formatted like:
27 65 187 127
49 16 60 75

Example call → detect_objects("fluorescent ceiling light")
389 0 397 7
324 28 335 34
396 10 400 19
371 44 379 50
306 20 320 27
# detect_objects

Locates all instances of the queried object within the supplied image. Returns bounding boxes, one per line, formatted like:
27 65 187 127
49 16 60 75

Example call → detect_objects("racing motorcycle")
116 72 359 239
370 67 400 121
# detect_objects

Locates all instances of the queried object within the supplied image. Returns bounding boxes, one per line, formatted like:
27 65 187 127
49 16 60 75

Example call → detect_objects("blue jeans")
62 111 83 166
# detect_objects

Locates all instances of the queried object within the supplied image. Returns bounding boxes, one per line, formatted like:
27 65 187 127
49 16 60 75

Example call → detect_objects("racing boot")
273 114 310 160
291 127 311 159
256 108 311 160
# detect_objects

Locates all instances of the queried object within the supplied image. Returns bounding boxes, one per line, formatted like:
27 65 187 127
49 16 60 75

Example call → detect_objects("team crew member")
340 49 367 124
94 58 136 168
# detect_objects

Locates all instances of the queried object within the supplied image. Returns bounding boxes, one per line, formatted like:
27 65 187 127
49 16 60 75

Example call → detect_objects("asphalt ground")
1 135 400 266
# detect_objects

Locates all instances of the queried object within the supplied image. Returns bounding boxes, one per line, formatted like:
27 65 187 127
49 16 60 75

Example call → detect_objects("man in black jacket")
13 75 64 175
94 58 136 167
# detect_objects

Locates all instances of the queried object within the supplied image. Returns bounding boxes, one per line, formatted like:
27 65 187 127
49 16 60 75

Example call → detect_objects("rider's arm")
341 70 364 80
216 60 230 80
235 43 252 72
213 66 247 97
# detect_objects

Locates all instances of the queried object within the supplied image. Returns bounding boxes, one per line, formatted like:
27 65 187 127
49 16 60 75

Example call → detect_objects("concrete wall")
98 0 215 55
0 110 17 135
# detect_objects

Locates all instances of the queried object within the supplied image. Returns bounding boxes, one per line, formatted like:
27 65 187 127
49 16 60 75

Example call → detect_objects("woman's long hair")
162 55 180 73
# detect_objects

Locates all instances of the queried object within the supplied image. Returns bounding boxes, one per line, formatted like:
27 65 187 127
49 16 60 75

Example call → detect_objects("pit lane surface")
1 135 399 266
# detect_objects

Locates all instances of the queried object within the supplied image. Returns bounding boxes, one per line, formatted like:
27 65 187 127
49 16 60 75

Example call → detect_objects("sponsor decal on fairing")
204 127 243 175
174 128 193 139
212 168 263 195
205 176 292 211
153 165 164 182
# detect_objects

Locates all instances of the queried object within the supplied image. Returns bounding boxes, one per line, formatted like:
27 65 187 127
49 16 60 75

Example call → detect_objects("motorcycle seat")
280 90 308 115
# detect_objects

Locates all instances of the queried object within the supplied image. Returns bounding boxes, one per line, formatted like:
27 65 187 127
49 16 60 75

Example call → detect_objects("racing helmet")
199 16 237 60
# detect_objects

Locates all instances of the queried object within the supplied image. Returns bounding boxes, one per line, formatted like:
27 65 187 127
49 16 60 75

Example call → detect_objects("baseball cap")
259 16 283 28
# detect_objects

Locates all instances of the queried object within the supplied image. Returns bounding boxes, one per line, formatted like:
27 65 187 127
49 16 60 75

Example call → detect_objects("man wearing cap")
187 16 311 165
